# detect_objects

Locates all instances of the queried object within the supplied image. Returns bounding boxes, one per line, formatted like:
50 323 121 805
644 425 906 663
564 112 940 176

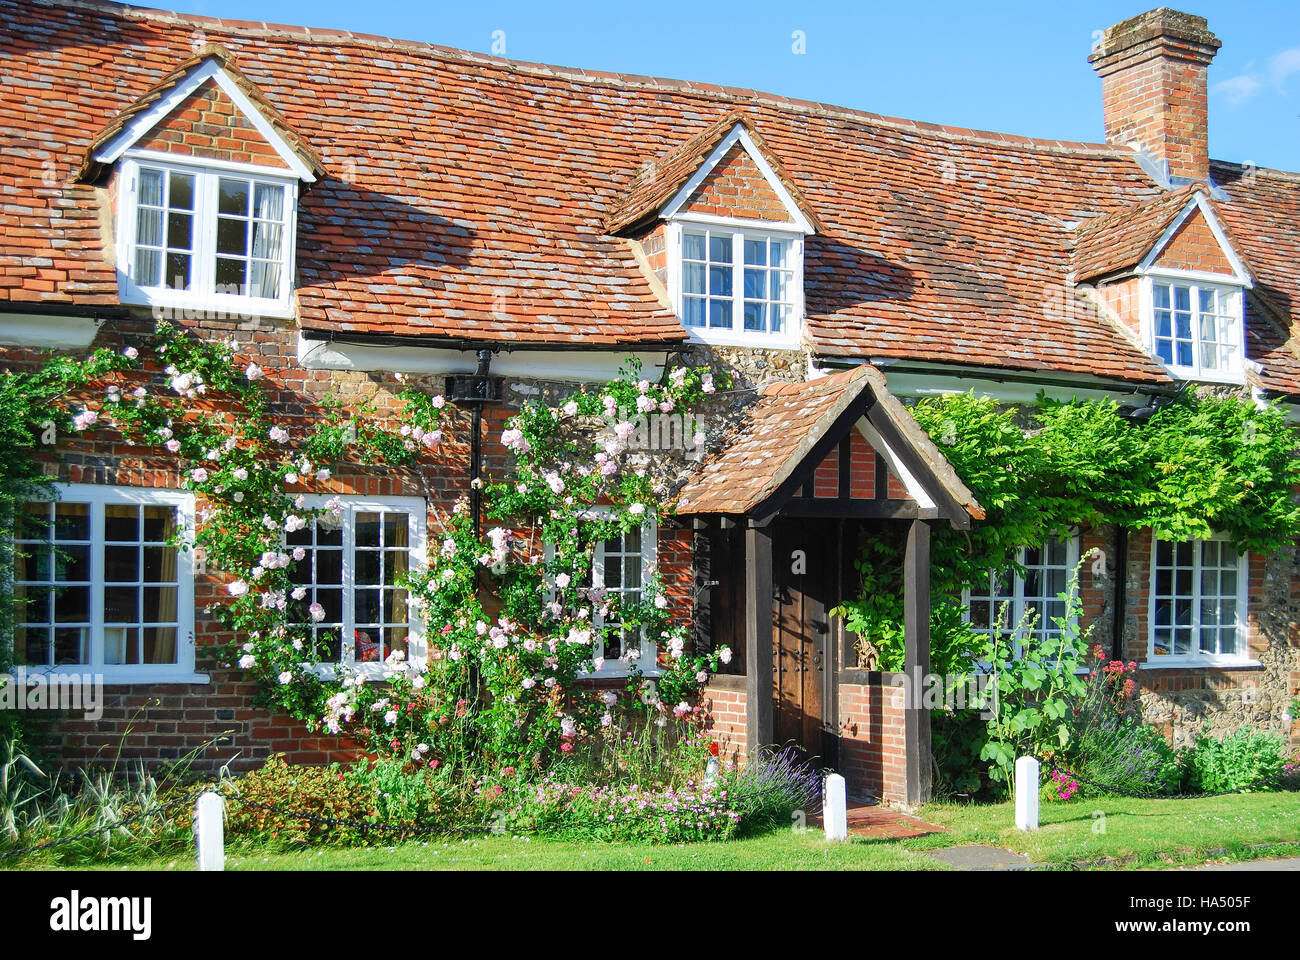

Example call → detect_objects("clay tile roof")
675 365 982 520
1070 182 1204 282
604 110 822 235
76 43 327 183
2 0 1299 377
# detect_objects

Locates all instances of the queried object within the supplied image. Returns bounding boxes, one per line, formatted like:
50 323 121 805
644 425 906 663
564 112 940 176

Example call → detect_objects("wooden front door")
771 519 836 763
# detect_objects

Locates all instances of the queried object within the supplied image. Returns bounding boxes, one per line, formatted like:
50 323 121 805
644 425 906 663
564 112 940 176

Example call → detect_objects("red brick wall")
5 310 699 771
795 430 909 502
837 674 908 804
134 78 288 169
1152 210 1233 274
700 677 747 764
680 143 789 222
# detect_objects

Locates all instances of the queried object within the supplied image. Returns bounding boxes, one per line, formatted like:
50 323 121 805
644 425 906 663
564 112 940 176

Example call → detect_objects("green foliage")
222 756 375 847
1181 728 1286 793
974 566 1091 788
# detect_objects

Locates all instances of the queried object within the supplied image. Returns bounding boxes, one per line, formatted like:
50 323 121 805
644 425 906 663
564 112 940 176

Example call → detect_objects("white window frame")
293 495 428 680
11 483 202 685
1138 274 1246 384
665 219 804 349
115 152 299 320
1146 534 1255 668
545 513 660 679
964 532 1081 661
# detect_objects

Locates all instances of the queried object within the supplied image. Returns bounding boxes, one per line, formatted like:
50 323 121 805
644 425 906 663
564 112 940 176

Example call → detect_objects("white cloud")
1268 46 1300 90
1212 73 1262 107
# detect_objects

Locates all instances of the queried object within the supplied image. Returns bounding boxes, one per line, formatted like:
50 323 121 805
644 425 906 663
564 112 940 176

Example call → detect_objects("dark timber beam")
903 518 934 806
745 519 774 757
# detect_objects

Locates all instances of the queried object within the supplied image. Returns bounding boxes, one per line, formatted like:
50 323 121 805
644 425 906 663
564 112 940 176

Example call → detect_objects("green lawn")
62 790 1299 872
905 791 1300 870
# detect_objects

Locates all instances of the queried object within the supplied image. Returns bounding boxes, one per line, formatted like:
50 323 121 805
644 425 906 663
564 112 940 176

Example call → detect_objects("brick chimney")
1089 8 1220 183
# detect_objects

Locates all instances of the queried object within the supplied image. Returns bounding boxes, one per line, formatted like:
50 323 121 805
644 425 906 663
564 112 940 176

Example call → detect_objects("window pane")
138 168 164 207
55 503 90 541
708 234 732 263
743 301 765 332
683 263 705 295
105 545 139 582
135 248 161 287
744 238 766 266
1154 284 1170 309
167 212 192 250
1174 285 1191 311
218 178 249 216
168 172 194 211
770 270 789 302
356 513 381 548
143 627 177 664
249 261 280 300
136 207 163 248
770 239 789 268
253 182 285 221
165 252 191 290
217 217 248 256
250 221 283 261
743 268 765 300
682 233 705 260
708 299 732 329
216 257 247 292
682 296 705 328
708 265 732 297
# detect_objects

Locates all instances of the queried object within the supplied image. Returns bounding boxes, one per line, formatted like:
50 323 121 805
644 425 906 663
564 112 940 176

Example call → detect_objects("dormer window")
119 157 296 316
1145 276 1244 381
678 226 800 340
81 50 323 321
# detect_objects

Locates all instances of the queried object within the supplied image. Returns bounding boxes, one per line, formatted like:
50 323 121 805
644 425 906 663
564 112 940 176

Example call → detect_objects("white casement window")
548 517 659 677
1149 536 1251 665
667 221 803 348
966 533 1080 656
287 496 426 677
117 155 297 318
1143 276 1245 382
12 484 200 683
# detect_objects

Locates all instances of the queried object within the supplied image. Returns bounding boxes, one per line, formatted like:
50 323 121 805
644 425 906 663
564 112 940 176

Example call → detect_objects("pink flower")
189 467 208 483
123 346 139 360
309 602 326 622
165 439 181 453
245 362 263 380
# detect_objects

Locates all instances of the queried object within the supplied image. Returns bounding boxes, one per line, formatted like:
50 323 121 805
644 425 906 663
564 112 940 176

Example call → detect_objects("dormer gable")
78 47 325 321
77 45 324 184
1073 186 1254 384
605 113 819 236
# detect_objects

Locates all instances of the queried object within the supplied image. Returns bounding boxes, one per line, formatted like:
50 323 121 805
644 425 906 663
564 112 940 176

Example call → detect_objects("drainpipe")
465 349 494 537
1111 526 1128 661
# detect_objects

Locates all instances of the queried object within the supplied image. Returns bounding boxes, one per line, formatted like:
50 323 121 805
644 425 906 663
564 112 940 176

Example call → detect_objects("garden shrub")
1180 728 1286 793
222 756 375 846
726 747 821 835
1062 650 1180 797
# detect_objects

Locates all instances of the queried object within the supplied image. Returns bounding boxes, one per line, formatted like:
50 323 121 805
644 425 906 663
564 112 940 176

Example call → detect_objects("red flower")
560 742 573 753
709 741 720 757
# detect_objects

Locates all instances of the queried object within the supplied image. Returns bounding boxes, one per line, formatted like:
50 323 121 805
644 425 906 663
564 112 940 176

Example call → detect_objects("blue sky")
180 0 1300 170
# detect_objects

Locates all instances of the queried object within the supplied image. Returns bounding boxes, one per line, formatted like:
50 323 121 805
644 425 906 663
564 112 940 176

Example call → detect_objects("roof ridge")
50 0 1144 160
1211 159 1300 186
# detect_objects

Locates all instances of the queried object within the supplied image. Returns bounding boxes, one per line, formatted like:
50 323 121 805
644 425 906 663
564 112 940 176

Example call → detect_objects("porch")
676 366 983 805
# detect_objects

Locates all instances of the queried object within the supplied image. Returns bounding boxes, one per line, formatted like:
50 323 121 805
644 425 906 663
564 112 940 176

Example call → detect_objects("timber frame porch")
677 365 982 805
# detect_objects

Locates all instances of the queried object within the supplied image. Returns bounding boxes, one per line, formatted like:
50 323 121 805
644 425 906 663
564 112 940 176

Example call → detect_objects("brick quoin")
134 79 288 169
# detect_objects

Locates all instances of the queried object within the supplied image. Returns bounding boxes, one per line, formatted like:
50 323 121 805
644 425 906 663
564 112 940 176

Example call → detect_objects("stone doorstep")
807 799 948 840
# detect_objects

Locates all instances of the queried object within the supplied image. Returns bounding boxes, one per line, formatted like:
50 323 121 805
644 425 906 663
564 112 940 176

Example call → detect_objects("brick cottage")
2 1 1298 805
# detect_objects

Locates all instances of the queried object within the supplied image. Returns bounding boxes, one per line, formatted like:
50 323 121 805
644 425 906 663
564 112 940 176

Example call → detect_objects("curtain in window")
250 183 285 299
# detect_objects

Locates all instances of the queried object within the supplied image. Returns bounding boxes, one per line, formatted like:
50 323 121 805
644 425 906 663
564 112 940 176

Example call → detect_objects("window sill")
1140 656 1262 670
119 289 296 321
684 329 802 351
1157 363 1245 386
8 669 210 686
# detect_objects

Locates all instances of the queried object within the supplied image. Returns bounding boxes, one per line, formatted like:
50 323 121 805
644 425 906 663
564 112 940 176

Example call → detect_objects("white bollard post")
823 773 848 842
194 791 225 871
1014 756 1040 831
